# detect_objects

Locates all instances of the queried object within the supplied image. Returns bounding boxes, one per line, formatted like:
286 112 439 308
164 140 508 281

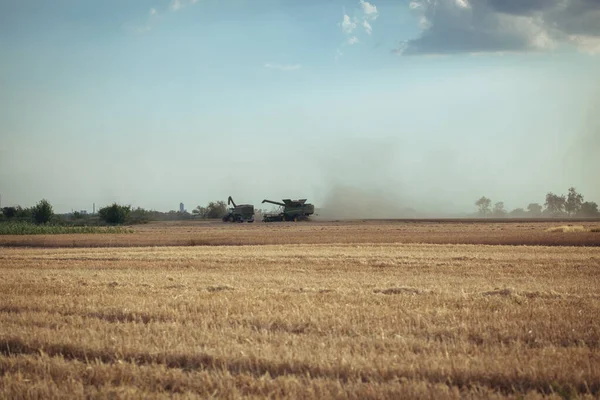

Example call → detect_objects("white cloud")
341 14 357 34
149 8 158 16
418 16 432 30
337 0 379 53
360 0 379 20
399 0 600 55
409 2 422 10
339 0 379 43
569 34 600 55
455 0 470 9
363 20 372 35
170 0 182 11
264 63 302 71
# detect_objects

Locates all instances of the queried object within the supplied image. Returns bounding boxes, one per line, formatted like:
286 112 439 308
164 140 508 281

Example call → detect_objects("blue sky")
1 0 599 215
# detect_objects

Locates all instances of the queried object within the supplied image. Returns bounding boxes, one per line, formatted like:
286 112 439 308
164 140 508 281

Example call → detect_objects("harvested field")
1 219 600 248
1 223 599 398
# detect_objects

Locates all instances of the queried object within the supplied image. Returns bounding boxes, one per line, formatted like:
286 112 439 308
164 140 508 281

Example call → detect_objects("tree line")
2 188 598 227
0 200 133 225
0 200 235 226
475 187 599 218
0 199 54 224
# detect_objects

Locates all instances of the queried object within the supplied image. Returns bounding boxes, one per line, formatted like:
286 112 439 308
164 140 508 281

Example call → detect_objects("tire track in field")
0 305 172 325
0 337 597 397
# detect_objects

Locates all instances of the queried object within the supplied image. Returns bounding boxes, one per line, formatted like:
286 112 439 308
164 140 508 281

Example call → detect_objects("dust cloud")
310 138 424 220
316 184 418 220
309 99 600 220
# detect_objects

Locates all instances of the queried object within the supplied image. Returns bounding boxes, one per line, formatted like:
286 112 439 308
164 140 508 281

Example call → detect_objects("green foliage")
192 201 227 219
0 222 132 235
32 199 53 224
544 192 566 217
192 205 207 218
527 203 543 217
16 206 32 220
577 202 600 218
491 202 506 218
1 207 17 219
128 207 152 224
98 203 131 225
475 196 491 217
2 206 32 221
509 208 527 218
565 187 584 217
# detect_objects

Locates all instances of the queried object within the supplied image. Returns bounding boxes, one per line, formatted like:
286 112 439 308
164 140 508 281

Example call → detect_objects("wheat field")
1 220 600 248
1 222 599 399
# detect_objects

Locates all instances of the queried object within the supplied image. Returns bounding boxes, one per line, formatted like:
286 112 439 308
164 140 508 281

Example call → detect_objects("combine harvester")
222 196 255 223
261 199 315 222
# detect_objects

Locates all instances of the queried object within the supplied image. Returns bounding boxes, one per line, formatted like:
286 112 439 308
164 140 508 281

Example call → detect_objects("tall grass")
0 222 132 235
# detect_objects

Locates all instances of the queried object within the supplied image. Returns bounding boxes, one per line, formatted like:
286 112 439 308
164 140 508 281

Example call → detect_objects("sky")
1 0 599 215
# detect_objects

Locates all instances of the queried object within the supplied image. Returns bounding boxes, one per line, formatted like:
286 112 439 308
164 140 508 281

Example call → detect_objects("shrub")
98 203 131 225
1 207 17 219
577 202 600 218
2 206 32 221
31 199 54 224
128 207 153 224
194 201 227 219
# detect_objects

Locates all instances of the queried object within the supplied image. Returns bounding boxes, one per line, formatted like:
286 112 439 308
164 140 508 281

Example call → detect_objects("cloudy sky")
1 0 599 214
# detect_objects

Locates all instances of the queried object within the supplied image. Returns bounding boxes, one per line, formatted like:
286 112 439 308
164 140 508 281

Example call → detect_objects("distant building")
180 202 185 213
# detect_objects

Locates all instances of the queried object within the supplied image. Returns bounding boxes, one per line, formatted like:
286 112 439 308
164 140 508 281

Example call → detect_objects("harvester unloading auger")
261 199 315 222
222 196 255 223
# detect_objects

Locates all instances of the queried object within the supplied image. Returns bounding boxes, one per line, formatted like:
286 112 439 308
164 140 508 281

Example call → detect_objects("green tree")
128 207 152 224
32 199 53 224
475 197 492 217
577 202 600 218
509 208 527 218
1 207 17 219
205 201 227 219
544 193 566 217
2 206 32 221
527 203 543 217
98 203 131 225
492 202 507 218
15 206 33 220
565 187 584 217
192 205 207 218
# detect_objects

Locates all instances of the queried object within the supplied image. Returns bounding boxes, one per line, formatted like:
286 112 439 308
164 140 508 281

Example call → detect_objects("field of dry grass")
1 219 599 248
1 222 599 399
